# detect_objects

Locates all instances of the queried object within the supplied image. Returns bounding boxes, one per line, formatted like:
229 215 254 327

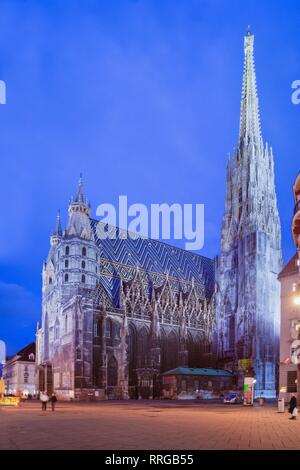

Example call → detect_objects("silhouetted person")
50 393 57 412
289 395 297 420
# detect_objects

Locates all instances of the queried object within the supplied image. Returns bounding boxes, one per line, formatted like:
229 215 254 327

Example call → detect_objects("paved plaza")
0 400 299 450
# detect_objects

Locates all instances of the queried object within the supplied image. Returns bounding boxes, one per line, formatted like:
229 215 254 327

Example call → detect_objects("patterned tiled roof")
90 220 215 303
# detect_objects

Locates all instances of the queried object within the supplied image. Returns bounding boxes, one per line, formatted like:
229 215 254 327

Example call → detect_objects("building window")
49 277 52 285
55 322 60 340
106 319 113 338
76 347 81 360
81 274 85 283
228 315 235 350
65 273 69 282
65 246 70 256
94 321 98 337
95 266 97 273
239 187 242 204
114 324 120 339
81 260 85 269
96 253 98 262
181 379 187 391
28 354 35 361
287 371 297 393
65 315 68 333
65 259 69 268
82 247 86 257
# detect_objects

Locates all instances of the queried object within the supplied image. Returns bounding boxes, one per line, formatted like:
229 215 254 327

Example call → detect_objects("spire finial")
56 209 62 236
247 25 251 36
74 173 85 203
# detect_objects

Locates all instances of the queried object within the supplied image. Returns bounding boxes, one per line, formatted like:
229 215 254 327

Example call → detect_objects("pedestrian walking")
50 393 57 412
288 394 298 420
40 392 49 411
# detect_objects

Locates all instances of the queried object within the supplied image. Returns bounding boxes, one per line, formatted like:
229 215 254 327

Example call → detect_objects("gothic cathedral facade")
216 31 282 397
36 31 282 401
36 179 215 400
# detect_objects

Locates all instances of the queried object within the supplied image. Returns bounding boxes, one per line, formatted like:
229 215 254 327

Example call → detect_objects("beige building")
3 342 36 397
279 254 300 402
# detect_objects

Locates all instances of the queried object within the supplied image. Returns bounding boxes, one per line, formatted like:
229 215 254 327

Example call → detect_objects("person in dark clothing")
288 395 297 420
50 393 57 412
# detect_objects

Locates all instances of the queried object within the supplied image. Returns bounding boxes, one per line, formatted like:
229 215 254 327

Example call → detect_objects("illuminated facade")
2 343 36 397
216 31 282 397
36 179 215 400
278 253 299 402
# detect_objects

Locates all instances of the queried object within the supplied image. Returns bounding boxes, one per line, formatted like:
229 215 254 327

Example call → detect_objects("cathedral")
215 31 282 397
36 30 282 400
36 179 215 400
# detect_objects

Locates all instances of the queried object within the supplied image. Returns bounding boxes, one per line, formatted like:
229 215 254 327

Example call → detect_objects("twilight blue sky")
0 0 300 355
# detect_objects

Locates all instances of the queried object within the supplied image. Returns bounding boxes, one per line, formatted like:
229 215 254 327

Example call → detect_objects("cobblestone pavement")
0 400 299 450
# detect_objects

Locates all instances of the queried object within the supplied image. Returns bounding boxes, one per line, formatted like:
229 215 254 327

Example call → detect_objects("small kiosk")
243 376 255 406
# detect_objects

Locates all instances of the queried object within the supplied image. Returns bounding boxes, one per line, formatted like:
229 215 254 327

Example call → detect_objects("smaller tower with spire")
50 211 62 246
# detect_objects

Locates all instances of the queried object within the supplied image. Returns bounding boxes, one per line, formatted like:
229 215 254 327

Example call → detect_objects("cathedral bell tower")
58 175 99 291
216 30 282 397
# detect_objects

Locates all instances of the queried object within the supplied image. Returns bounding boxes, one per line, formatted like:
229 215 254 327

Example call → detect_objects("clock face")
291 339 300 365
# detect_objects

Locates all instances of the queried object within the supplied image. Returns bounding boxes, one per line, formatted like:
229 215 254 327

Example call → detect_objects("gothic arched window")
55 321 60 340
65 259 69 268
65 273 69 282
106 318 113 338
81 274 86 283
188 334 205 368
82 247 86 257
81 260 85 269
76 347 81 360
161 331 179 372
239 187 242 204
94 320 98 337
65 246 70 256
229 315 235 350
127 325 137 387
107 356 118 386
137 327 149 367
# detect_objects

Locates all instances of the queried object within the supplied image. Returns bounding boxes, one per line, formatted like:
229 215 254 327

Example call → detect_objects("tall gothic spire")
217 30 282 398
239 29 262 151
